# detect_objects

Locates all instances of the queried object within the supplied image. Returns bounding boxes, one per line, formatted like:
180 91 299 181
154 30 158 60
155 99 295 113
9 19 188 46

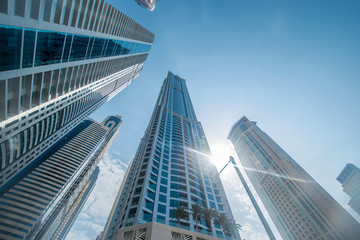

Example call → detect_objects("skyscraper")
135 0 157 11
0 115 122 240
0 0 154 188
337 163 360 216
56 166 100 240
101 72 240 240
228 116 360 240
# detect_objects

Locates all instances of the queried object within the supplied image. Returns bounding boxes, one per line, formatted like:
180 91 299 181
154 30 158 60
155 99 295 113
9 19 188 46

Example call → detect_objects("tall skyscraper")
135 0 157 11
0 115 122 240
0 0 154 188
101 72 240 240
337 163 360 216
228 116 360 240
56 166 100 240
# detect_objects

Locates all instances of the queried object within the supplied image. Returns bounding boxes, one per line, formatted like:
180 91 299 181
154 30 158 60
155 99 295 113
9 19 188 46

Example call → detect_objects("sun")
209 140 236 170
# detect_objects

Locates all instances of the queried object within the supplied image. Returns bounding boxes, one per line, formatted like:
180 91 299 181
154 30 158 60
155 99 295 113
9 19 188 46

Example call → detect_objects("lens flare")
242 166 311 183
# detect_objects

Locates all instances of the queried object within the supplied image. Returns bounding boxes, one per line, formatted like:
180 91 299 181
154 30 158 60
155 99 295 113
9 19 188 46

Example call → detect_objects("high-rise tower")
228 116 360 240
0 115 122 240
337 163 360 216
101 72 240 240
135 0 157 11
0 0 154 188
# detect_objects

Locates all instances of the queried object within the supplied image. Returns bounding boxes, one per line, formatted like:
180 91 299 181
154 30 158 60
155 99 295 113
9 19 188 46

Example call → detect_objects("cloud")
240 223 269 240
66 151 127 239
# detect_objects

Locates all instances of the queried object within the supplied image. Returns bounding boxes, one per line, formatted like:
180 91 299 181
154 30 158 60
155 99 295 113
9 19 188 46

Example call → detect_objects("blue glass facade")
102 72 239 240
0 25 151 72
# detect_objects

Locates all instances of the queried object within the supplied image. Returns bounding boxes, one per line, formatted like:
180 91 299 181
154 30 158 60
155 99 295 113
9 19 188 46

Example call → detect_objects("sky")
67 0 360 239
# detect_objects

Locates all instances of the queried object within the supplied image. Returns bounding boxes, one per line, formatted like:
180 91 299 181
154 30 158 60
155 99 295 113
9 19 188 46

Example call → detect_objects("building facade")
135 0 157 11
228 116 360 240
0 0 154 188
101 72 240 240
0 115 122 240
337 163 360 216
56 166 100 240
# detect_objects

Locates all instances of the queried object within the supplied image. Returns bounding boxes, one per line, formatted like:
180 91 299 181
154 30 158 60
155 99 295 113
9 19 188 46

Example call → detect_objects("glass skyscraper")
101 72 240 240
228 116 360 240
0 115 122 240
0 0 154 188
337 163 360 216
135 0 157 11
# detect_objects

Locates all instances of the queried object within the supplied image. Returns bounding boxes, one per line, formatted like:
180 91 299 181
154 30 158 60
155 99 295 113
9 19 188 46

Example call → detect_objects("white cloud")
240 223 269 240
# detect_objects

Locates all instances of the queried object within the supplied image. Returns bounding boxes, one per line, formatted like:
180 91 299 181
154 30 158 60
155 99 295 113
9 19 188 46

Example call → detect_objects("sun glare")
209 141 235 169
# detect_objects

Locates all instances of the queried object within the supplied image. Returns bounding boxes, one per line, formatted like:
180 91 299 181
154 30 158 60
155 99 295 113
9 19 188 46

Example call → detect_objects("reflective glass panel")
0 26 22 71
35 30 65 66
69 35 89 61
22 29 36 68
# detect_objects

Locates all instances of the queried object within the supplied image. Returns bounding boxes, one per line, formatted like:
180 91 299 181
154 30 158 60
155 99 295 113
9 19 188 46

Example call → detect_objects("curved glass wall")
0 25 152 72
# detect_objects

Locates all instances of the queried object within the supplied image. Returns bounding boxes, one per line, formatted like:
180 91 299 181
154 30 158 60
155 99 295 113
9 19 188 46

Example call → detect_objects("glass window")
157 215 166 223
22 29 36 68
152 167 158 175
69 35 89 61
161 171 168 178
35 30 65 66
159 194 167 203
170 199 178 207
104 39 115 57
150 174 157 182
149 182 156 191
160 178 167 185
143 211 152 222
147 190 155 200
172 88 187 117
158 204 166 214
160 186 167 194
145 200 154 211
90 37 105 58
170 191 179 198
0 26 22 71
210 201 216 209
62 34 73 62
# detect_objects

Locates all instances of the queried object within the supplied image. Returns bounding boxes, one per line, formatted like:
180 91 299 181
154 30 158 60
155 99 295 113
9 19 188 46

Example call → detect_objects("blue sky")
67 0 360 239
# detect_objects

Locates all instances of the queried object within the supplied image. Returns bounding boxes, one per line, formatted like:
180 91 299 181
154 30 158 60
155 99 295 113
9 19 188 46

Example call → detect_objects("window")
160 178 167 185
0 26 22 71
158 204 166 214
22 29 36 68
128 208 137 218
161 171 168 177
143 211 152 222
170 199 179 207
147 190 155 200
160 186 167 194
145 200 154 211
208 194 214 201
149 182 156 191
35 30 65 66
170 191 179 198
159 194 167 203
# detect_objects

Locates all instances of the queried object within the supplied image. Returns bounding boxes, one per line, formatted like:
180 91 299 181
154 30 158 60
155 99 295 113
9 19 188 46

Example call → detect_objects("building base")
114 222 226 240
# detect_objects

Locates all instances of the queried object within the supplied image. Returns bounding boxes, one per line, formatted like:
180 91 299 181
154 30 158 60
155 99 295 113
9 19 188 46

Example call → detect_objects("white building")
0 0 154 188
101 72 240 240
